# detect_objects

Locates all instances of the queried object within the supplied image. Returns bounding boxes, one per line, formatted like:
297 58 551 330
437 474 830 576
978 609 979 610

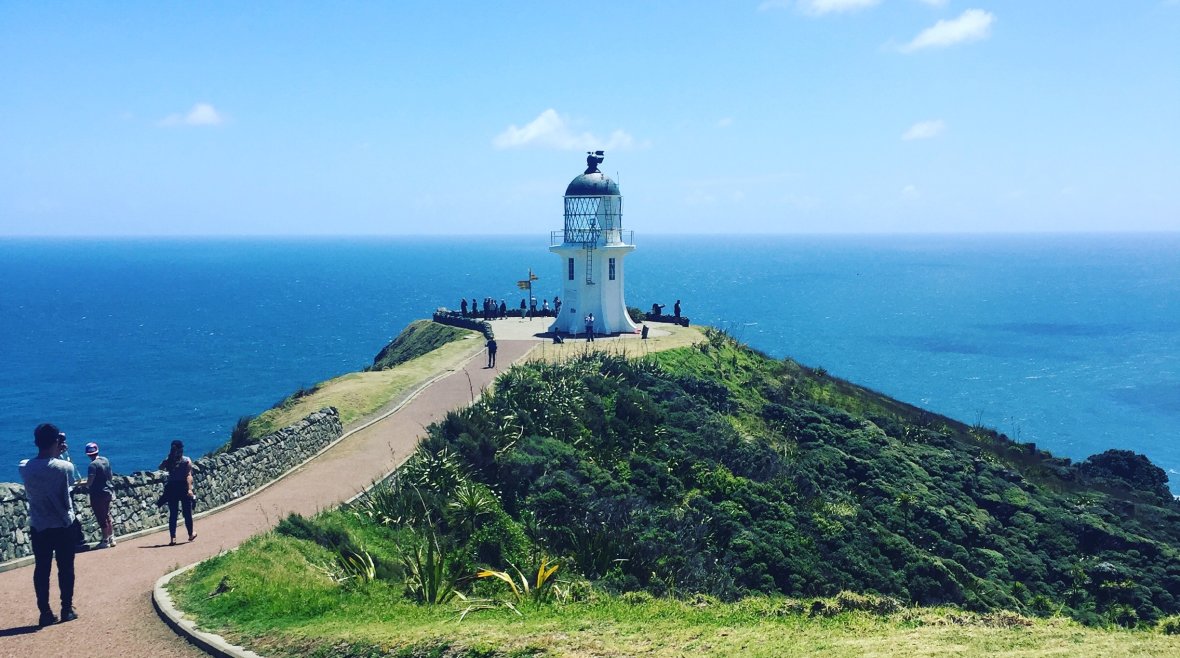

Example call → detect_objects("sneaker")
38 611 58 627
108 536 116 547
60 607 78 623
95 539 110 549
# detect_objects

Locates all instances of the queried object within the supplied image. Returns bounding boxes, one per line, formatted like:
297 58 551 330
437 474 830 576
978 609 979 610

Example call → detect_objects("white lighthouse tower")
549 151 639 337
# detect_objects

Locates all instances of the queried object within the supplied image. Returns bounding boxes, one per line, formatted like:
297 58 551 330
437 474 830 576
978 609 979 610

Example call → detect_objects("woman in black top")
159 440 197 545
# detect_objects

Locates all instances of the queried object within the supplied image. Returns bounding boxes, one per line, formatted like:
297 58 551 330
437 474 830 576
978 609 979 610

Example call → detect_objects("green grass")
171 517 1180 658
370 320 478 372
245 325 484 438
172 541 1180 658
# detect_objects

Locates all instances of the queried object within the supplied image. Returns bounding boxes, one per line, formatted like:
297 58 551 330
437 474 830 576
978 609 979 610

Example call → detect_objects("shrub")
1156 615 1180 635
228 415 255 451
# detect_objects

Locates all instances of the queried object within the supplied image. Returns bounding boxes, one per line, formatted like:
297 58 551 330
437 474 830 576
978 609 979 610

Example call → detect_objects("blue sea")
2 235 1178 492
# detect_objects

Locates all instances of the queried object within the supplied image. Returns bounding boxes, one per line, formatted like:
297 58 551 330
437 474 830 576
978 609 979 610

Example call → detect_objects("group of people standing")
18 423 198 627
459 296 561 321
462 297 508 321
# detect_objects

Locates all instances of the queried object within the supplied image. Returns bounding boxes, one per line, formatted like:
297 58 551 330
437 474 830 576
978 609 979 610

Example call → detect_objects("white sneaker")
108 537 116 547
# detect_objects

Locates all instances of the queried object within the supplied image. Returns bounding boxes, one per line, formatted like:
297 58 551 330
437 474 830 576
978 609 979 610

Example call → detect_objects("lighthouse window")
568 258 574 281
609 258 616 280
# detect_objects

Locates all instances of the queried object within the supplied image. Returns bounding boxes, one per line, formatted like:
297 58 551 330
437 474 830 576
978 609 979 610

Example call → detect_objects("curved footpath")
0 337 539 658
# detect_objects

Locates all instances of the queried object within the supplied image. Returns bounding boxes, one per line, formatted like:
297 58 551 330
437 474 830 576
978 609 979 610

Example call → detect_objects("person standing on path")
486 337 498 368
674 300 681 319
159 440 197 546
83 442 115 548
20 423 79 626
584 313 595 342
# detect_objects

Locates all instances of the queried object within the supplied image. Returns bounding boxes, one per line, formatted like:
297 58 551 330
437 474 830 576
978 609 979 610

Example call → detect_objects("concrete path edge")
153 559 261 658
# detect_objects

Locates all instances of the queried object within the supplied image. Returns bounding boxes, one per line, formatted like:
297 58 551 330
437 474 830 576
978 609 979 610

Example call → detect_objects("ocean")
2 234 1177 492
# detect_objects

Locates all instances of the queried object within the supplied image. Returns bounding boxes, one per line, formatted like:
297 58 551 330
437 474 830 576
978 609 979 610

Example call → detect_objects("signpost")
517 269 539 316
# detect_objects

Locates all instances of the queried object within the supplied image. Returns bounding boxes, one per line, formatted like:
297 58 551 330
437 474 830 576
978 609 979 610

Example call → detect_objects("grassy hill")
174 327 1180 655
226 321 482 449
368 320 476 372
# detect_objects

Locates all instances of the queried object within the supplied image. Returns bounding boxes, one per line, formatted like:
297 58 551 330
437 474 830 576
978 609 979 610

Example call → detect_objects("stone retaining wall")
0 407 342 562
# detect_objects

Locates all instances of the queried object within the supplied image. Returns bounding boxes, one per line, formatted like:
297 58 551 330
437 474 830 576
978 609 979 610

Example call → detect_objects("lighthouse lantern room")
549 151 639 336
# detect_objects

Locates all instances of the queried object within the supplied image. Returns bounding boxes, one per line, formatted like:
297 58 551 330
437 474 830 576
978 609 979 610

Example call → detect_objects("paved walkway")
0 338 538 658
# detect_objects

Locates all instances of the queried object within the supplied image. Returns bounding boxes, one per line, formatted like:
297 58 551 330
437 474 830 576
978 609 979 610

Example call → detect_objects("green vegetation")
173 532 1180 656
175 328 1180 655
231 321 482 446
369 320 475 372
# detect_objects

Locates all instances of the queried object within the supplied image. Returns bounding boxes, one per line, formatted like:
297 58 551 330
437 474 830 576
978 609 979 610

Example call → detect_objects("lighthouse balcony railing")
551 229 633 247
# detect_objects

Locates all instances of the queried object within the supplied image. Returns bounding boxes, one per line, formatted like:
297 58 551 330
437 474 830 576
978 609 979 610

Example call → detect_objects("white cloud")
158 103 226 127
901 9 995 52
806 0 882 14
902 119 946 140
492 109 635 151
758 0 880 14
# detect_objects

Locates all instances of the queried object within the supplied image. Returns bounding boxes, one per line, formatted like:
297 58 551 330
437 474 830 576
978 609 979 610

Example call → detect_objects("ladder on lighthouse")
584 242 596 285
582 215 599 285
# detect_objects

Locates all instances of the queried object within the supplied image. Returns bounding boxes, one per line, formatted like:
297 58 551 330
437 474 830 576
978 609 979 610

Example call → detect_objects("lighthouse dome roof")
565 171 620 196
565 152 619 196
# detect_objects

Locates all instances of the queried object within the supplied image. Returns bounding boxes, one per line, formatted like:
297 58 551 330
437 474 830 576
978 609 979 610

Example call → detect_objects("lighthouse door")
563 290 579 335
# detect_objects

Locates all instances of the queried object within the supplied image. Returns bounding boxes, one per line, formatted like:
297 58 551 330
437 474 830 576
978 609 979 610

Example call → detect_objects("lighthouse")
549 151 639 337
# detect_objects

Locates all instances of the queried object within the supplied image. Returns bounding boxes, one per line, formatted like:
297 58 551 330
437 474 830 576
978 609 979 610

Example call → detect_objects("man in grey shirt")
19 423 79 626
84 441 115 548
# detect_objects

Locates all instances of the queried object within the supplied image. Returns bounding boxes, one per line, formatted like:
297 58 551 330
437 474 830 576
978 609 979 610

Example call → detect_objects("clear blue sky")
2 1 1178 235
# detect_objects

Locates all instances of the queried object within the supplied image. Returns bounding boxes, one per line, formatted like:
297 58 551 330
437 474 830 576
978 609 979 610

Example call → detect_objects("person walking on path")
486 337 498 368
20 423 79 626
83 441 115 548
159 440 197 546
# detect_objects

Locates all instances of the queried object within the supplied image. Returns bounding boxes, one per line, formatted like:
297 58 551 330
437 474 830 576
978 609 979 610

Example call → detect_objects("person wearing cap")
83 442 115 548
19 423 79 626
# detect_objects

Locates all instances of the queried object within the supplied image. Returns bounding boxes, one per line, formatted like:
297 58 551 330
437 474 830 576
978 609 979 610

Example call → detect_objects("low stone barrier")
0 408 342 563
645 313 690 327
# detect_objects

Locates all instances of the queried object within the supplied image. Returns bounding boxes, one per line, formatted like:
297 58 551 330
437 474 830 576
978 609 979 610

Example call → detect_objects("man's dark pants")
31 525 75 614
